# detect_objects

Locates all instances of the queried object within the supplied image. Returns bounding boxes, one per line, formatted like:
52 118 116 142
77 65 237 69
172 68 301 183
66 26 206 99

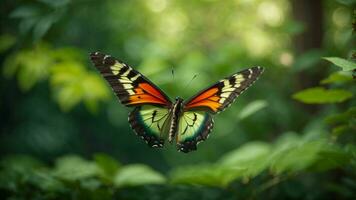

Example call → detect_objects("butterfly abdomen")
168 98 184 143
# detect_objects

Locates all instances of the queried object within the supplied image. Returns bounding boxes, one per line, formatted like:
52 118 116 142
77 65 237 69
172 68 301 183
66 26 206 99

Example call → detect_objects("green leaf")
270 140 326 174
238 100 268 119
336 0 356 5
219 142 272 178
170 142 271 187
293 49 323 71
38 0 71 8
0 34 16 53
320 72 353 84
292 87 353 104
94 153 121 181
332 125 352 137
0 155 44 172
33 16 55 40
3 43 52 91
9 6 40 18
311 144 352 171
114 164 166 187
325 107 356 125
170 164 246 187
53 155 98 181
29 170 66 192
50 61 109 111
323 57 356 71
33 10 63 40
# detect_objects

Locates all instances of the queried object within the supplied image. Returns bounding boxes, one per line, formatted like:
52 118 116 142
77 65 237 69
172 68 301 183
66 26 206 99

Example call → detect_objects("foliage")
0 134 354 200
1 0 356 199
323 57 356 71
292 87 353 104
2 43 110 111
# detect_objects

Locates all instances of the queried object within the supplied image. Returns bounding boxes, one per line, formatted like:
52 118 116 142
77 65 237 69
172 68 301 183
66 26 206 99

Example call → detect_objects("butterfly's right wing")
129 105 171 148
90 52 172 107
184 67 264 113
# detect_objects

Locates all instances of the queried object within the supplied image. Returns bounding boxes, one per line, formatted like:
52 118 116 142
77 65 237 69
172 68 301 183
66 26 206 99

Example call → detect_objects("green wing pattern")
129 105 170 148
176 111 214 153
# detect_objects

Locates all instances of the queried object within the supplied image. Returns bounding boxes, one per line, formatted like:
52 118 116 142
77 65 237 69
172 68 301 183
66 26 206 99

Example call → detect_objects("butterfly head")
175 96 183 102
173 96 184 113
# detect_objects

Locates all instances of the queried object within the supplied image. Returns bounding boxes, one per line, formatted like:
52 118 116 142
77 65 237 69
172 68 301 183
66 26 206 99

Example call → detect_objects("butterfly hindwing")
176 111 214 153
90 52 171 107
184 66 264 113
129 105 171 148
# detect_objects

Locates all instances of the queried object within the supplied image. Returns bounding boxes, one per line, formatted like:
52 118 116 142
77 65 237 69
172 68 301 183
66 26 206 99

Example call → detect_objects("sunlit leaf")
94 153 121 181
114 164 166 187
323 57 356 71
50 61 110 111
2 43 52 91
320 72 353 84
53 155 98 181
220 142 271 178
292 87 353 104
238 100 268 119
80 178 102 191
270 140 326 174
170 164 246 187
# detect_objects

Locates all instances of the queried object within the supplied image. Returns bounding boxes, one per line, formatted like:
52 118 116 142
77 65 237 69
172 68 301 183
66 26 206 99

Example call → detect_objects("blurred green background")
0 0 355 199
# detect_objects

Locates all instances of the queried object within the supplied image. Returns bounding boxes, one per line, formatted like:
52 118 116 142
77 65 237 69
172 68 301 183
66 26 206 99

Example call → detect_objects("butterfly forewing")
184 66 264 113
129 105 171 147
176 111 214 153
90 52 172 107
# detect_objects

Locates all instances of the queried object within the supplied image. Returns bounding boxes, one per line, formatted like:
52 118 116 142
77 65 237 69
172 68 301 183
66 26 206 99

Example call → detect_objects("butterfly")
90 52 264 153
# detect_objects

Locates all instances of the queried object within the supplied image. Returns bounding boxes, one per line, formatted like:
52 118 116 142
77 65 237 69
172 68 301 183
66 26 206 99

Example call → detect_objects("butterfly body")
168 97 184 144
90 52 263 153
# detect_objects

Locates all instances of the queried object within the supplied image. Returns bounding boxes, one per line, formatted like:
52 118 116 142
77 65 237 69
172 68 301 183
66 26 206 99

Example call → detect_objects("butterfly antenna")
171 66 175 80
183 74 198 90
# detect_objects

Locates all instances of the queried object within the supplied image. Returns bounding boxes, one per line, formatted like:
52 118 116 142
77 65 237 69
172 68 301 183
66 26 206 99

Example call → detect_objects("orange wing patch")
185 87 222 112
127 83 169 105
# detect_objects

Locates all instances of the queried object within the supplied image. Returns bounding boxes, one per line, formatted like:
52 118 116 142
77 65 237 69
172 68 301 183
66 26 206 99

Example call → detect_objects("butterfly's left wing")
90 52 173 148
176 66 264 152
90 52 172 107
184 66 264 113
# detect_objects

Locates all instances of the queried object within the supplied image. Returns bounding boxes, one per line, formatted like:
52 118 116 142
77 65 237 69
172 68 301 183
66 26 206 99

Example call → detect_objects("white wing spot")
220 92 231 98
131 74 141 81
127 89 135 95
122 68 131 77
248 69 253 78
123 83 133 89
